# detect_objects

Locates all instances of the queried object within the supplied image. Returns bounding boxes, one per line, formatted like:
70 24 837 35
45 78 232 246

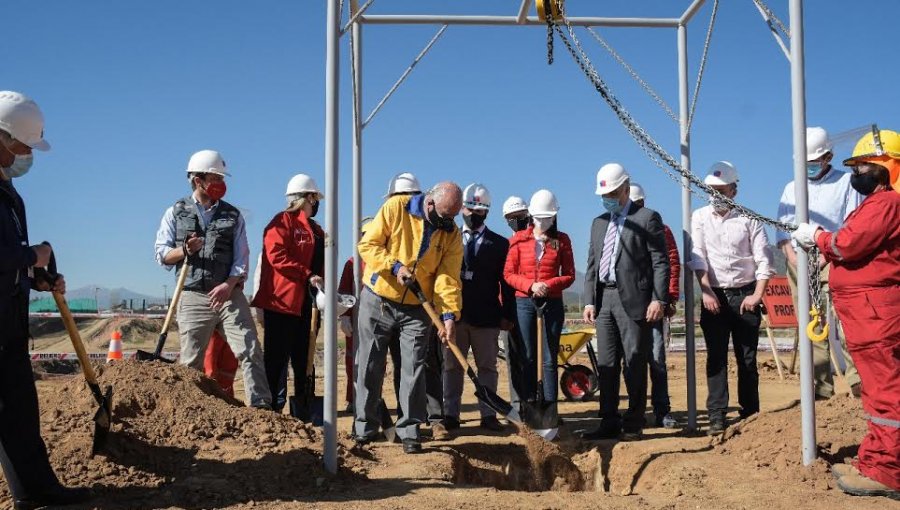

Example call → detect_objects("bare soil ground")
4 337 896 510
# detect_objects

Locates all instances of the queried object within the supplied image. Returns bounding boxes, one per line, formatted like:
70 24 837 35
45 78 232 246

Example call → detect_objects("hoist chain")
753 0 791 38
687 0 719 131
544 2 555 64
808 246 825 317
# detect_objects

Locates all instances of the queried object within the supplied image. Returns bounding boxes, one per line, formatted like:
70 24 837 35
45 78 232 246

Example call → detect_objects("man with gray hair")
355 182 463 454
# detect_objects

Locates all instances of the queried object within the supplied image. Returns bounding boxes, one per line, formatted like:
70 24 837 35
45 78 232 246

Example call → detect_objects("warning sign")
762 276 797 328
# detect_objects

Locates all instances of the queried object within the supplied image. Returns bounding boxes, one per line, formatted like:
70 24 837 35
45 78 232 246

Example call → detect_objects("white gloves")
791 222 819 250
339 316 353 337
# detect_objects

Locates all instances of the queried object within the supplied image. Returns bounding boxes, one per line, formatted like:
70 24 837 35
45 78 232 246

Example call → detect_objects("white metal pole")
323 0 341 475
789 0 816 466
351 2 363 295
677 23 697 432
360 14 679 28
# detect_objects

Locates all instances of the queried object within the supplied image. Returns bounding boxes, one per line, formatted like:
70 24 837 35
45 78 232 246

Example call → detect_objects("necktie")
597 215 618 281
465 231 478 268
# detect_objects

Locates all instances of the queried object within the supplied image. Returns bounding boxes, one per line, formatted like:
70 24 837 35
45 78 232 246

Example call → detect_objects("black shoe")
352 435 373 447
402 438 423 454
850 383 862 398
707 418 726 436
443 416 461 431
581 425 621 441
15 485 92 510
622 429 643 441
479 416 505 432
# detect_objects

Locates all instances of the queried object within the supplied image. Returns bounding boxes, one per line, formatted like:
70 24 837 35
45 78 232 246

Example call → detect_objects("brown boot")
830 463 860 479
431 422 450 441
837 473 900 500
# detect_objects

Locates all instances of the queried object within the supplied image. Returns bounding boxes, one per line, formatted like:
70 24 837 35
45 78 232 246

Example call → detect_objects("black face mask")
463 213 485 230
428 207 455 232
310 200 320 218
507 216 530 232
850 172 881 196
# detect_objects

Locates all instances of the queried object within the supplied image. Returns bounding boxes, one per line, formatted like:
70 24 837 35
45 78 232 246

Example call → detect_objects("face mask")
428 207 455 232
806 163 825 180
850 172 880 196
1 153 33 179
602 197 623 215
507 216 530 232
463 212 485 230
533 216 554 231
204 181 227 201
710 196 731 213
310 199 320 218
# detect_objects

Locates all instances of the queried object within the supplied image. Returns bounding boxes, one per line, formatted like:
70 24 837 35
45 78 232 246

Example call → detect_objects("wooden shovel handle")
420 300 469 372
307 306 320 377
53 291 99 385
161 262 190 334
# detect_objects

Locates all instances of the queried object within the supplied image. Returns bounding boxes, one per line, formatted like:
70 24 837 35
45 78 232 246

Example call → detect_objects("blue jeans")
649 319 671 417
514 297 564 402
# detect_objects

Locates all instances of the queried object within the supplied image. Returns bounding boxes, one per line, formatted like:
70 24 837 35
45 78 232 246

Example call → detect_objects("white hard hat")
313 283 357 315
528 189 559 218
629 183 646 202
502 196 528 216
385 172 421 197
704 161 739 185
463 183 491 210
595 163 630 195
186 150 230 176
286 173 323 198
806 127 832 162
0 91 50 151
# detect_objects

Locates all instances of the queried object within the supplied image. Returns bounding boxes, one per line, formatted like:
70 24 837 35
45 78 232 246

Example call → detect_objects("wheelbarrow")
557 329 600 402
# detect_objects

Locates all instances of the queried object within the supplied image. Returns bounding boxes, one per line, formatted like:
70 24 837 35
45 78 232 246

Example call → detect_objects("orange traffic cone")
107 331 123 362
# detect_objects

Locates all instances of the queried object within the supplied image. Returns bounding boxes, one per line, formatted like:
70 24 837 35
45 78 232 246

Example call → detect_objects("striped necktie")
597 215 619 282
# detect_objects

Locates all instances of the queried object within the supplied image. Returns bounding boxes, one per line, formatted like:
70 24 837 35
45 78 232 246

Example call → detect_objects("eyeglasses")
851 162 882 176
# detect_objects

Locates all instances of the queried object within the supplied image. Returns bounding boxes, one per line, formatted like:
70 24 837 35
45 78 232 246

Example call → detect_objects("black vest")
173 196 240 292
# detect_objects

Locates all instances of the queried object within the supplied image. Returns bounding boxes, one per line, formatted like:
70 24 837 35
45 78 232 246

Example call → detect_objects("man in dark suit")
582 164 670 441
441 184 516 435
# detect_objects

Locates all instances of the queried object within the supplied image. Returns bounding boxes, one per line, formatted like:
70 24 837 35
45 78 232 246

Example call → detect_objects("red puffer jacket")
252 210 324 316
504 225 576 298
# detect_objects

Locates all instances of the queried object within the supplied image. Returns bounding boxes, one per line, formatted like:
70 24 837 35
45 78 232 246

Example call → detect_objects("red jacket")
817 190 900 293
504 226 576 298
338 256 364 317
663 224 681 303
251 210 324 316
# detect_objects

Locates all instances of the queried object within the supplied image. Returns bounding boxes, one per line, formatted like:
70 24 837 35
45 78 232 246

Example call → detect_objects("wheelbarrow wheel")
560 364 598 402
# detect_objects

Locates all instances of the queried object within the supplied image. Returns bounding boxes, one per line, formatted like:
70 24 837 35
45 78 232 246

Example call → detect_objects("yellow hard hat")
844 126 900 193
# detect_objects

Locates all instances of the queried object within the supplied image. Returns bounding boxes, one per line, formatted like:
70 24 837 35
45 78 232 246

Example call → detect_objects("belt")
600 281 618 289
713 282 756 296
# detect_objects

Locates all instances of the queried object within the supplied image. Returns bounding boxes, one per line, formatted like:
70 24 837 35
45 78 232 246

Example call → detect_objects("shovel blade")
521 399 559 432
134 350 175 363
90 386 113 456
473 385 518 423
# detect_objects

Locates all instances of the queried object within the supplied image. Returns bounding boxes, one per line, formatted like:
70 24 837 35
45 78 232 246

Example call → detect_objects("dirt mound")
91 317 164 346
714 395 866 488
1 361 368 508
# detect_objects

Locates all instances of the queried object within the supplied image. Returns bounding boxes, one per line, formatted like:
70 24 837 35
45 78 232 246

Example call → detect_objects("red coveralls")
338 257 357 404
204 330 239 397
815 189 900 490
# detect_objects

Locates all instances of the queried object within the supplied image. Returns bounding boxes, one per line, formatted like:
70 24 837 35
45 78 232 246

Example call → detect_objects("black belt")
600 281 618 289
713 282 756 297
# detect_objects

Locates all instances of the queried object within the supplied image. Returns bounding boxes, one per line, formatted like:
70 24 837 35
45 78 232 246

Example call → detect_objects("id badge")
462 271 474 281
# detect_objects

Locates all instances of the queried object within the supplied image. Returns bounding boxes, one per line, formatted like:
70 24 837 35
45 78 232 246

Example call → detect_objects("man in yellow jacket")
354 181 464 453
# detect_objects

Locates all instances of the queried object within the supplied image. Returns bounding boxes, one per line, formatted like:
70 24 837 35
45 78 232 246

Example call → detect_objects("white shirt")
688 205 774 288
775 167 862 245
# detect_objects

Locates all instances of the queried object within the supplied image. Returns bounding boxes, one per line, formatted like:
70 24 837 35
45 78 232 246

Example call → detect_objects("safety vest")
173 196 240 292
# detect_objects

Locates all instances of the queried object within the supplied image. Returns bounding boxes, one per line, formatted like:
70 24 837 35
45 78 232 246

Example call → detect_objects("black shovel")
407 281 521 424
291 291 324 425
521 298 559 440
43 247 112 456
136 261 189 363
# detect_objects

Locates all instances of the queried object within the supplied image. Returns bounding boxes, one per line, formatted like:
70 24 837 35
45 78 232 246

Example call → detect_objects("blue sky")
9 0 899 298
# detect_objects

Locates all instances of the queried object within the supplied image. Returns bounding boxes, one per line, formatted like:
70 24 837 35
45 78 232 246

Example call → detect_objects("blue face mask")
806 163 825 180
602 197 623 215
1 153 33 179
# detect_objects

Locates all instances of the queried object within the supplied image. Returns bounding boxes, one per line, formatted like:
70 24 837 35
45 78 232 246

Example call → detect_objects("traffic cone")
107 331 123 362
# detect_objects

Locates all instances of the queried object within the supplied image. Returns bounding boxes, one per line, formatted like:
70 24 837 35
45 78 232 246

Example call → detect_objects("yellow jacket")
359 194 463 319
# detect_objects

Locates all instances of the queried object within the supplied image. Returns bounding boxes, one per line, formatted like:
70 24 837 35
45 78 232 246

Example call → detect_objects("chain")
551 17 796 234
585 27 678 123
752 0 790 38
687 0 719 131
807 246 825 316
544 2 555 64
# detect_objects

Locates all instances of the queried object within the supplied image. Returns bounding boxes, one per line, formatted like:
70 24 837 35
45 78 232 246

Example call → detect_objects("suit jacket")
461 227 516 328
583 203 670 321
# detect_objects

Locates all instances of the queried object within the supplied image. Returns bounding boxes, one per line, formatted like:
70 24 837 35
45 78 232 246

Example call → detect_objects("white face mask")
1 153 33 179
533 216 554 231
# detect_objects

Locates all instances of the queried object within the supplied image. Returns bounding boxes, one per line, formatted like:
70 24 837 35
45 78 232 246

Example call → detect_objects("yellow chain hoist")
806 246 829 342
535 0 563 21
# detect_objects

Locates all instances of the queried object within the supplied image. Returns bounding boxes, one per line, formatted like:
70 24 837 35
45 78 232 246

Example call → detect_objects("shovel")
136 261 189 363
521 298 559 440
43 247 112 456
291 289 324 425
407 281 521 424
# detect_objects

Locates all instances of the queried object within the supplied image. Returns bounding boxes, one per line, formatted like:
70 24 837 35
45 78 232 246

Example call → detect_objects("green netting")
29 298 98 313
